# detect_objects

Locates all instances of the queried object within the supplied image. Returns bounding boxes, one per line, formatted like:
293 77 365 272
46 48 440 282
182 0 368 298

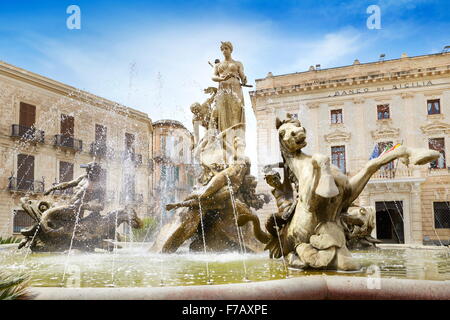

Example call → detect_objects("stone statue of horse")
264 115 439 270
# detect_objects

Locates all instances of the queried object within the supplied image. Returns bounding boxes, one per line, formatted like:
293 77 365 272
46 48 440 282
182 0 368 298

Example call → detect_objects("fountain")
1 41 449 300
16 162 143 252
151 41 270 254
262 114 441 270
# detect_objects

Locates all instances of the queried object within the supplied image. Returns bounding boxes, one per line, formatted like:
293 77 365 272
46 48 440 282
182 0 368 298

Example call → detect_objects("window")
19 102 36 128
59 161 74 182
330 109 343 124
59 161 74 194
17 154 35 191
95 124 107 144
13 210 35 233
161 165 167 182
58 114 76 149
17 102 37 139
433 202 450 229
331 146 346 173
377 104 390 120
125 133 135 153
174 166 180 182
160 136 166 156
164 136 178 159
427 99 440 115
61 114 74 137
187 173 194 187
429 138 446 169
178 136 184 160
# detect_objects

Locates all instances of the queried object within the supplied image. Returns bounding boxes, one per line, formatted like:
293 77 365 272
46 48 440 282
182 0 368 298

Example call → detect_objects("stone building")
151 120 195 220
0 61 154 238
250 51 450 245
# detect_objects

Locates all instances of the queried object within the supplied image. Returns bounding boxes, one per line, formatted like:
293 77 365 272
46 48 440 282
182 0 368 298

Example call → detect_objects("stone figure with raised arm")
40 162 105 233
17 161 143 252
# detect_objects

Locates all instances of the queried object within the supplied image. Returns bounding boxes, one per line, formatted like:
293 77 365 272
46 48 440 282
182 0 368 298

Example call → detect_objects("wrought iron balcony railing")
11 124 45 143
8 177 45 193
371 167 413 180
54 134 83 152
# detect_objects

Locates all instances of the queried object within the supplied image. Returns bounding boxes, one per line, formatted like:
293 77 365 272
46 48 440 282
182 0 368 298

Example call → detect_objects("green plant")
0 236 22 245
132 216 157 242
0 272 34 300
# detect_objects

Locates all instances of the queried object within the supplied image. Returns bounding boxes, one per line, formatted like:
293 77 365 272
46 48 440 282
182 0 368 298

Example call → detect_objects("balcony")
90 141 113 158
8 177 45 193
371 167 413 180
122 151 143 166
54 134 83 152
119 192 144 205
11 124 44 143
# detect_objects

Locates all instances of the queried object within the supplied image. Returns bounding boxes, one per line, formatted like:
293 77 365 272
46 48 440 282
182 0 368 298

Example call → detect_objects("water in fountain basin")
1 246 449 288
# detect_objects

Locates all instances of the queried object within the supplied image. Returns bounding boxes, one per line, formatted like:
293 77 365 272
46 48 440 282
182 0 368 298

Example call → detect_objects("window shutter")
19 102 36 128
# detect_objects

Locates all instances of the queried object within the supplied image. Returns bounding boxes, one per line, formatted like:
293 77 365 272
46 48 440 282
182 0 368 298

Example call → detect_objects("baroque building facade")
250 52 450 245
0 61 192 238
151 120 195 221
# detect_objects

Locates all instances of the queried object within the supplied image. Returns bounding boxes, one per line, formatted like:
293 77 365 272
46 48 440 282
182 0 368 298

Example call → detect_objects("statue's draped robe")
212 61 246 133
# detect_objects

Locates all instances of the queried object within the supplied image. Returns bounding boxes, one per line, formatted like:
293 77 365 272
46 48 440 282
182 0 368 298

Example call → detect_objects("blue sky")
0 0 449 166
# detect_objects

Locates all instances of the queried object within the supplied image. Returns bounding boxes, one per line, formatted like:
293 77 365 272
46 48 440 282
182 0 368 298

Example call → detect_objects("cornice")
324 129 351 143
371 120 400 140
251 64 450 98
0 61 153 126
420 121 450 135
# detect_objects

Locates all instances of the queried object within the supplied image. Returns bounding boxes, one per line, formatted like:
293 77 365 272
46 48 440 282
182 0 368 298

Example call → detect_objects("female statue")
211 41 247 133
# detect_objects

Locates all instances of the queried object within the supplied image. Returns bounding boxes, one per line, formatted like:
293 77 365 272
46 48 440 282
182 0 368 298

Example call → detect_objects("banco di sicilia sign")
328 80 433 97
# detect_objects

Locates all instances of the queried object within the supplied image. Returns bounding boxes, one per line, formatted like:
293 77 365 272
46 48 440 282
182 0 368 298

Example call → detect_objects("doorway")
375 201 404 243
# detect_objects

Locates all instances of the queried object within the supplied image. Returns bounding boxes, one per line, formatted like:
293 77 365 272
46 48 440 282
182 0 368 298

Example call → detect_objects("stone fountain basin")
1 244 449 300
29 276 450 300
